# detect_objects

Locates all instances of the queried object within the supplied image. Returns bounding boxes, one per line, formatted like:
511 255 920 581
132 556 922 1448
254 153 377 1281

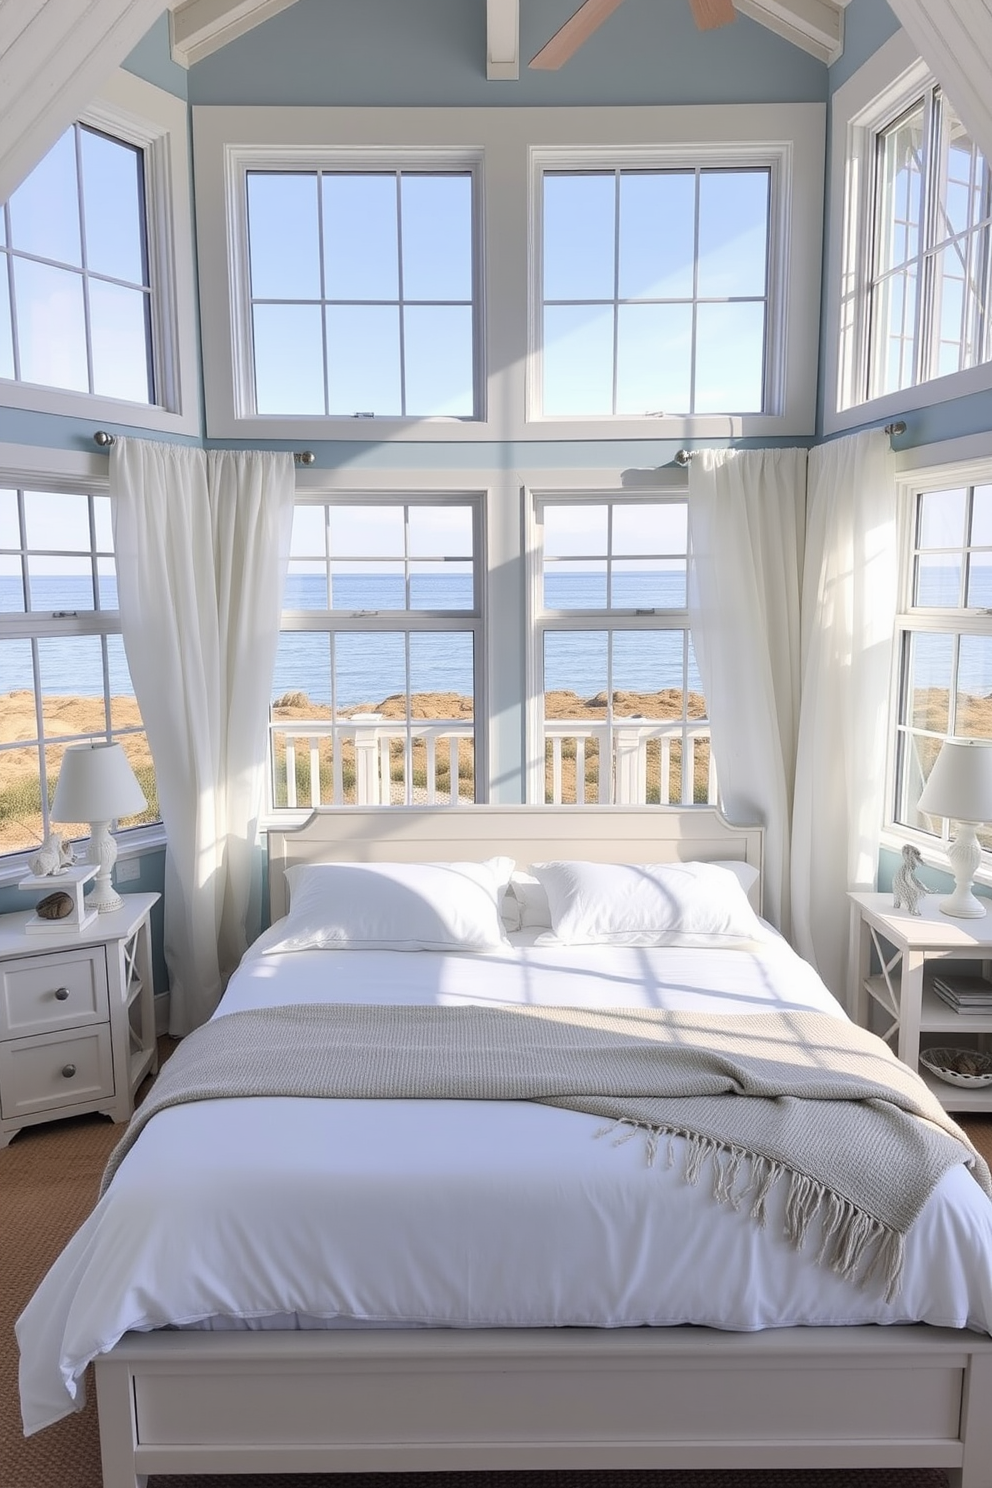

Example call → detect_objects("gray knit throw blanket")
101 1002 992 1298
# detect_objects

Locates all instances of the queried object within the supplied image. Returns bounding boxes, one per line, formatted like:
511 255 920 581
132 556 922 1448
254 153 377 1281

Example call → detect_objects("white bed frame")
94 805 992 1488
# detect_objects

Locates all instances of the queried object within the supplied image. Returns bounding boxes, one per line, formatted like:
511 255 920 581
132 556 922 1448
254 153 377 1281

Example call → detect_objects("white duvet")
18 928 992 1436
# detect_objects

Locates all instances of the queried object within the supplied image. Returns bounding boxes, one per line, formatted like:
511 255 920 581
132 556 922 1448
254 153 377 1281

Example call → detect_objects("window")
531 494 712 806
269 497 483 809
0 486 159 860
867 89 991 401
892 477 992 849
246 169 477 418
827 32 992 432
539 168 770 417
0 124 153 403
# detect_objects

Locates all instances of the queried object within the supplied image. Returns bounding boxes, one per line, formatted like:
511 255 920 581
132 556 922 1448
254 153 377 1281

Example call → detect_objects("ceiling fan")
530 0 736 71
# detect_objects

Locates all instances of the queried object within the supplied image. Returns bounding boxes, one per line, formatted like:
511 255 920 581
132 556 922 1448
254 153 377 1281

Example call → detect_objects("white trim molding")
737 0 851 65
168 0 301 67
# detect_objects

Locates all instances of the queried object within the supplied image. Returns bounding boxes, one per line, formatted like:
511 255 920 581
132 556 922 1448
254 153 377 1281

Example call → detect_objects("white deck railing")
269 713 716 809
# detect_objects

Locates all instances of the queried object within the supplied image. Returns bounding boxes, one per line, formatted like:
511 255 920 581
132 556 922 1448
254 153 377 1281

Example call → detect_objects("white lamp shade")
918 738 992 824
51 742 147 824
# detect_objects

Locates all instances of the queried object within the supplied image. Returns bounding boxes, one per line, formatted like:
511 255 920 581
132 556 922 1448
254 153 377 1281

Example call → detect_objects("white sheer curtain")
886 1 992 159
791 430 897 1004
687 448 807 936
111 440 295 1034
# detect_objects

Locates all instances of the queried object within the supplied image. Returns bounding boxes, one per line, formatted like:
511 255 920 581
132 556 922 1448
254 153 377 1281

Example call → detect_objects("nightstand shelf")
850 891 992 1112
0 893 160 1147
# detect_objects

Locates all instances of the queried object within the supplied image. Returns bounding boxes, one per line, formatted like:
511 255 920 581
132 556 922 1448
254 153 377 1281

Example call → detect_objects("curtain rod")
93 431 316 465
674 420 908 467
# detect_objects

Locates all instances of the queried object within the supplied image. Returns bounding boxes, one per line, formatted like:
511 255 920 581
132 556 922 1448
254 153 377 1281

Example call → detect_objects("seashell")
36 891 73 921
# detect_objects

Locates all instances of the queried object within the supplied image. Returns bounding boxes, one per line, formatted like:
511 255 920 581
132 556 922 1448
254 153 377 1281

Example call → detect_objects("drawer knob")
61 1063 76 1079
54 986 70 1001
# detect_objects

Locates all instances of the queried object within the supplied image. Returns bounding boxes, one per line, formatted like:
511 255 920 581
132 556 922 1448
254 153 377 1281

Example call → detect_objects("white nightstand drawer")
0 945 109 1038
0 1026 115 1119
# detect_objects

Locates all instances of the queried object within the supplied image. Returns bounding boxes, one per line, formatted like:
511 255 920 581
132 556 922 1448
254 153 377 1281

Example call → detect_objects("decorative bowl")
919 1047 992 1088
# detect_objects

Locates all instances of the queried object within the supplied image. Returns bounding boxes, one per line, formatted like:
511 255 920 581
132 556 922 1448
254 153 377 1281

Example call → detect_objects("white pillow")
529 859 769 947
507 871 553 929
267 859 513 953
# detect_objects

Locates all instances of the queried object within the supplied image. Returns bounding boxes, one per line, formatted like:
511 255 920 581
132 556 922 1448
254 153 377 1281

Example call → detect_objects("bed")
16 804 992 1488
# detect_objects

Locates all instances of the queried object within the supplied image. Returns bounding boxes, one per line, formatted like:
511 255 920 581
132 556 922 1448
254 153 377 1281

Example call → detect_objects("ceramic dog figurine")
892 842 926 915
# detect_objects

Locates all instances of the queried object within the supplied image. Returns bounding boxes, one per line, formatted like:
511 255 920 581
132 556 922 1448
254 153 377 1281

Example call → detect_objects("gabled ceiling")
169 0 853 76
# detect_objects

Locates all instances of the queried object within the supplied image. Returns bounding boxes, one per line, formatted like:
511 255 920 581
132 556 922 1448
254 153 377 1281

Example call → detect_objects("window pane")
697 171 769 299
934 243 969 377
968 552 992 606
615 302 692 415
330 563 405 609
877 105 924 275
323 174 398 301
972 485 992 546
618 172 695 299
916 553 962 605
545 629 607 699
290 505 327 556
612 559 686 609
871 267 918 397
284 561 327 609
13 259 88 391
326 304 401 415
410 561 472 609
104 634 135 722
543 504 608 557
248 173 321 299
0 259 13 379
904 631 953 732
408 505 472 557
401 174 472 301
612 501 687 555
37 634 105 708
0 644 39 852
612 629 685 697
335 631 405 710
409 629 473 698
80 129 145 284
958 636 992 735
328 505 404 557
89 280 151 402
92 495 113 553
939 113 982 240
919 487 966 548
544 562 607 609
403 305 473 416
253 303 324 414
8 129 81 266
273 631 332 707
543 304 613 415
544 174 615 300
26 558 94 611
24 491 92 553
694 302 765 412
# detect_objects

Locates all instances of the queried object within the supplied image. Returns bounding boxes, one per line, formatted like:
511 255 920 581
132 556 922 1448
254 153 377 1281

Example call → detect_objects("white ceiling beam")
735 0 851 65
0 0 168 206
487 0 519 80
169 0 301 67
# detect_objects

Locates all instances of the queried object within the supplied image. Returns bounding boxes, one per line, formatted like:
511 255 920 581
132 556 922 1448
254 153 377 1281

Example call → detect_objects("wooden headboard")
266 805 763 923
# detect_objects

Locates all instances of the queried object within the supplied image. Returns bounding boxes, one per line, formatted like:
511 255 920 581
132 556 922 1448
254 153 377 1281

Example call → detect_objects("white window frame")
263 479 490 826
193 104 825 443
882 439 992 880
0 70 199 435
528 145 786 424
0 441 166 887
824 30 992 435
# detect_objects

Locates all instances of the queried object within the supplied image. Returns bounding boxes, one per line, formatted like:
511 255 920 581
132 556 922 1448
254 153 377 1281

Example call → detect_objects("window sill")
879 825 992 893
0 823 167 890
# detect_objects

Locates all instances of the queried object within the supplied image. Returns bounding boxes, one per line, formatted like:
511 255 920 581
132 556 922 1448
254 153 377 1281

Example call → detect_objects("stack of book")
931 971 992 1015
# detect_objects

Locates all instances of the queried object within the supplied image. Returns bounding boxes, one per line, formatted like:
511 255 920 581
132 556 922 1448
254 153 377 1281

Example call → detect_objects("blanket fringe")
596 1118 904 1299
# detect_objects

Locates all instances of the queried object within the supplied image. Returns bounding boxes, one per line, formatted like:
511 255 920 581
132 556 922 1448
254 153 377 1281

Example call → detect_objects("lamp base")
939 822 988 918
86 820 123 914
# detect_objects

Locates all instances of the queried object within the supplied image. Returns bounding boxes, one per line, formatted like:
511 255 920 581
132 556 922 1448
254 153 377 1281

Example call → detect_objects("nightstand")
849 891 992 1112
0 893 159 1147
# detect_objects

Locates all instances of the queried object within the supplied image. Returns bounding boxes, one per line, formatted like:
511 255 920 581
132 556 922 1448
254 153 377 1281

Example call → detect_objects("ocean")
4 569 990 711
1 571 702 709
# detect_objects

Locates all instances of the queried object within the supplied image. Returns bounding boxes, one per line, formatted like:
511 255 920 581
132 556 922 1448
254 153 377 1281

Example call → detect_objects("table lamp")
50 742 147 913
917 738 992 918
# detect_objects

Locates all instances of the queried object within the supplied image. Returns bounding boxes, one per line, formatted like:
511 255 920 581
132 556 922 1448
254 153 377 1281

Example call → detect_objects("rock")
36 891 73 920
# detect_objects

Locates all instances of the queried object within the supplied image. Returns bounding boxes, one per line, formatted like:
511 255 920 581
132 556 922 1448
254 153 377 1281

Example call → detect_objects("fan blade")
688 0 736 28
529 0 627 70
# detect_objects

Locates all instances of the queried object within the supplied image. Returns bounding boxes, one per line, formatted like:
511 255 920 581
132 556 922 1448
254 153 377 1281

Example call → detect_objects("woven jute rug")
4 1040 992 1488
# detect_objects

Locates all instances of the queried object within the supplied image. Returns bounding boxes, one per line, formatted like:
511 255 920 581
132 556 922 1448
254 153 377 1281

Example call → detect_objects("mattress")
18 928 992 1436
